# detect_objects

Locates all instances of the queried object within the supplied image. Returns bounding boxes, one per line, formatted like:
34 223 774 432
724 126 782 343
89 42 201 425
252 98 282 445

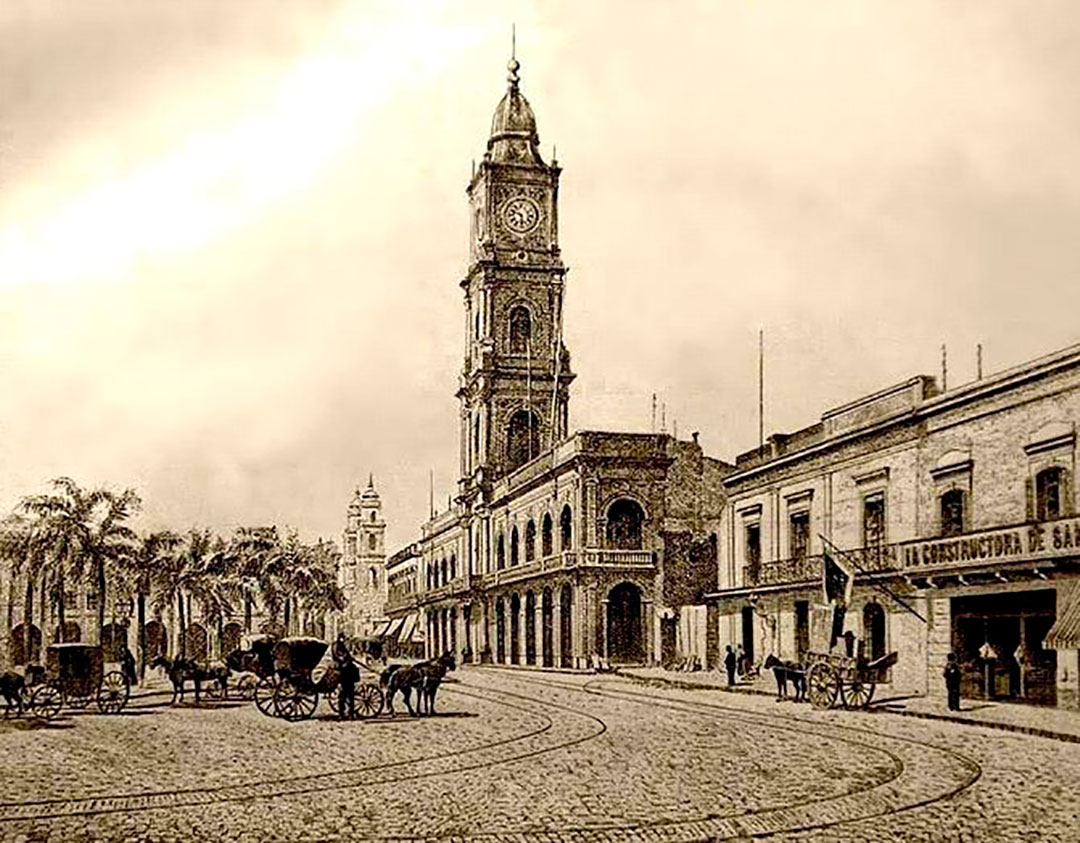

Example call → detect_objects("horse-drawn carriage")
805 649 898 710
226 636 383 721
24 643 130 721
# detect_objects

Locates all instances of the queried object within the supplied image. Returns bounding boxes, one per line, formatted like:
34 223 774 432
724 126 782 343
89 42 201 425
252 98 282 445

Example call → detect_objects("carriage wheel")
28 685 62 722
97 671 130 714
234 675 257 701
842 678 875 710
254 677 277 717
807 663 839 710
273 678 318 722
356 684 384 718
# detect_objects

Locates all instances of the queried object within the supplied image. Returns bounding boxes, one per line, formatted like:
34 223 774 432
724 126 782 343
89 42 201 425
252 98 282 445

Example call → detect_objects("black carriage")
26 643 130 721
213 633 278 710
805 650 898 710
266 636 383 722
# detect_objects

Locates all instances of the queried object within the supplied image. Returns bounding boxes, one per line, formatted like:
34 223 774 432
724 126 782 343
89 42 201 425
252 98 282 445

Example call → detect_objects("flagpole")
819 534 926 623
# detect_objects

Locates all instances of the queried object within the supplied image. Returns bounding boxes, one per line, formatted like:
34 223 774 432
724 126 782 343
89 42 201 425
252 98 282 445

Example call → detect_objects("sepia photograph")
2 1 1080 840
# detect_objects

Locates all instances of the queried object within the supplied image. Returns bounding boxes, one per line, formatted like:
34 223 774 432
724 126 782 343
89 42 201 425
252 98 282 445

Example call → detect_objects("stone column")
601 597 609 661
642 599 654 665
535 598 544 667
552 592 562 668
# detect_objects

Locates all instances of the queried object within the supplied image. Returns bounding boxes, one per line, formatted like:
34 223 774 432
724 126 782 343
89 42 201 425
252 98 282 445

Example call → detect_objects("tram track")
0 670 984 840
445 670 984 841
0 683 604 824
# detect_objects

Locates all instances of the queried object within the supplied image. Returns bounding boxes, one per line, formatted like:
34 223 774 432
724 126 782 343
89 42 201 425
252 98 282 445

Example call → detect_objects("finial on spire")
507 24 520 89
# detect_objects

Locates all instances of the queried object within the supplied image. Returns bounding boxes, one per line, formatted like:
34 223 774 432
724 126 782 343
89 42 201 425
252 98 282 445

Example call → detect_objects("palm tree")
293 538 346 635
123 531 181 679
0 514 49 664
84 487 141 644
232 526 287 634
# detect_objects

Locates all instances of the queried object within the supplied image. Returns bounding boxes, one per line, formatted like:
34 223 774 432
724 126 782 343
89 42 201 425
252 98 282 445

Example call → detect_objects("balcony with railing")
480 547 657 589
743 545 899 588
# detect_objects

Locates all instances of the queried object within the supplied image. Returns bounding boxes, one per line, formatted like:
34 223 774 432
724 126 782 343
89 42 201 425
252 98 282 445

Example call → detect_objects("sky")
2 1 1080 552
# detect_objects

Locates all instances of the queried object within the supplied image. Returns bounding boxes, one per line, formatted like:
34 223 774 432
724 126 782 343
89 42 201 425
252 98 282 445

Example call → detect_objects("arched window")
560 504 572 551
541 513 553 558
450 553 456 581
1036 467 1066 520
507 410 541 471
940 489 965 537
368 534 377 551
370 512 376 522
497 532 506 570
368 567 378 588
441 558 448 586
509 305 532 353
511 526 520 567
606 499 645 550
525 520 537 562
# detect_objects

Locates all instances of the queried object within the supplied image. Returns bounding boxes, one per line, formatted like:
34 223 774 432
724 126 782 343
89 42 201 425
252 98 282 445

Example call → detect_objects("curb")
615 669 1080 745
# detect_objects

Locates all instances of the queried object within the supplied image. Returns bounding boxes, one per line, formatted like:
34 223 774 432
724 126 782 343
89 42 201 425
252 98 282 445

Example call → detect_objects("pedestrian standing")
944 652 962 711
333 632 357 720
121 647 137 687
724 645 737 686
735 644 746 677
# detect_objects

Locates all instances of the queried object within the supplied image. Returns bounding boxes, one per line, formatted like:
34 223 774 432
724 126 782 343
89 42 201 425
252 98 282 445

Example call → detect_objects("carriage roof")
45 643 104 690
273 637 329 675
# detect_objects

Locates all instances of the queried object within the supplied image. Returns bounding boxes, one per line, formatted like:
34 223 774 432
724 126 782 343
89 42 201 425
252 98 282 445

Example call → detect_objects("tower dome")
487 58 544 165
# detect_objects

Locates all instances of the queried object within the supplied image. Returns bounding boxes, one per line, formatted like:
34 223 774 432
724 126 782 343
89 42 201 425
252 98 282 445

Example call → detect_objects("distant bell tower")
458 51 575 498
341 475 387 636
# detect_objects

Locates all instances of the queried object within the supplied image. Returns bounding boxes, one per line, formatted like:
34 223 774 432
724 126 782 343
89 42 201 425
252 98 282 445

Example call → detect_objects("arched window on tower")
606 499 645 550
368 567 378 588
368 534 376 552
509 305 532 354
507 410 541 472
511 526 520 567
541 513 553 558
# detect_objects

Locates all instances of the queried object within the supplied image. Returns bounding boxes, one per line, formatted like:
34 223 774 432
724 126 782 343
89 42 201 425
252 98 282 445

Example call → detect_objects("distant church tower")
458 53 575 504
340 476 387 637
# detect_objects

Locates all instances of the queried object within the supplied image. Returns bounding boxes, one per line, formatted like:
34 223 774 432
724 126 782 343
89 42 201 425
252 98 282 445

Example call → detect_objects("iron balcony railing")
743 545 898 587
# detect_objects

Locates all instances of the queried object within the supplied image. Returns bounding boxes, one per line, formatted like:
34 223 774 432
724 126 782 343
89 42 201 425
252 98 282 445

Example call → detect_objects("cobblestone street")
1 668 1078 841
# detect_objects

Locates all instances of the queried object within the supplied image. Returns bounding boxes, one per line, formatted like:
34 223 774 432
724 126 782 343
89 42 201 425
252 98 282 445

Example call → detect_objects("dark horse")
0 671 26 717
152 656 228 704
764 654 807 702
381 652 456 717
224 646 274 679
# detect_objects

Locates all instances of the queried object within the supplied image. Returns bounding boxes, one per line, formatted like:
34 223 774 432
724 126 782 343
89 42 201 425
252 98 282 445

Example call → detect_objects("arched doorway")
54 622 81 644
606 499 645 549
607 583 644 663
863 603 886 662
11 624 41 665
509 593 521 665
222 622 243 657
560 586 573 668
525 592 536 665
542 588 554 668
495 598 506 663
185 624 208 663
101 623 127 662
145 621 167 661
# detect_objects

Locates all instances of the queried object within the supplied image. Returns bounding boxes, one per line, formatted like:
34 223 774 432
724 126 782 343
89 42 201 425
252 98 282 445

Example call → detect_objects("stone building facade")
383 57 729 669
707 343 1080 709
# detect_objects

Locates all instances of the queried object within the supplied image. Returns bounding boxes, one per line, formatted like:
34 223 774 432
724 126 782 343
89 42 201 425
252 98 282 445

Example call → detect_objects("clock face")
501 196 541 234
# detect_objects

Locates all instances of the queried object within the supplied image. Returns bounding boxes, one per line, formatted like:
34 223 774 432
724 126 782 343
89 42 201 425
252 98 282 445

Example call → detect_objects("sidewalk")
617 666 1080 744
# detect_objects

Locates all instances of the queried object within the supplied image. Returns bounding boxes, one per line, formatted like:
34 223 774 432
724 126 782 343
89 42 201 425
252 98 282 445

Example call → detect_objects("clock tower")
458 55 574 498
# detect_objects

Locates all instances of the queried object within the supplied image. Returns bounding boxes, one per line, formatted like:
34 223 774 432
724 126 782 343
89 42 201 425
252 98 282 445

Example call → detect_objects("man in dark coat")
724 645 737 686
121 647 137 687
944 652 962 711
333 633 357 720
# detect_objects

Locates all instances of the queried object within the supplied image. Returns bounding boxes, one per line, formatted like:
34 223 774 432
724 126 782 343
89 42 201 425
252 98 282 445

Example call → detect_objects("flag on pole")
822 549 855 651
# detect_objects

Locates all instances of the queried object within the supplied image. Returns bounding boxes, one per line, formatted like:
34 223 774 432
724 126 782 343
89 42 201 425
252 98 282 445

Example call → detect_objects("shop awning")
383 617 405 641
371 620 391 639
399 614 417 643
1044 593 1080 650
